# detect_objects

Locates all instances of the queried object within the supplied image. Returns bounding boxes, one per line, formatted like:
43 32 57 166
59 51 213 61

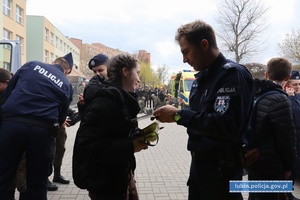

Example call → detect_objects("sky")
26 0 300 74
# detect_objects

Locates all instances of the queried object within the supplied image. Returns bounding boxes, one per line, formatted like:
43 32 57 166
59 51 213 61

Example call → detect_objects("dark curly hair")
0 68 11 83
107 54 139 87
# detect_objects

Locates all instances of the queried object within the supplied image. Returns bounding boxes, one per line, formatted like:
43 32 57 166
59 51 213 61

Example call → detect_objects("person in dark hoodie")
72 54 149 200
246 57 296 200
0 68 12 106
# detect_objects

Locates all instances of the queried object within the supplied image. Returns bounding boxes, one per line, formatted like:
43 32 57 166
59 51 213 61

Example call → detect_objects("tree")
139 61 159 87
156 65 169 85
278 29 300 64
294 65 300 71
244 62 266 79
215 0 269 63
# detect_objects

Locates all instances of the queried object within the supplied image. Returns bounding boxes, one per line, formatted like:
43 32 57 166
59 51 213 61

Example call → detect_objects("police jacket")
289 94 300 130
72 75 140 198
1 61 73 125
247 79 296 175
77 75 106 115
177 53 254 152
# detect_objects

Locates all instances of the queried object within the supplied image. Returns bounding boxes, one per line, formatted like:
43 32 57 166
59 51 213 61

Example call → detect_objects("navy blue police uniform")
0 54 73 200
176 53 254 200
288 71 300 185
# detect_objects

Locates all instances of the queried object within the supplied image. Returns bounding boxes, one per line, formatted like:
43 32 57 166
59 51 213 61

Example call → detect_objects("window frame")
3 0 11 17
16 5 23 24
44 28 49 42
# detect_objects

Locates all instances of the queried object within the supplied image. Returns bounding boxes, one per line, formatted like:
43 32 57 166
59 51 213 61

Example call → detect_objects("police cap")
290 70 300 80
88 54 109 70
63 52 73 70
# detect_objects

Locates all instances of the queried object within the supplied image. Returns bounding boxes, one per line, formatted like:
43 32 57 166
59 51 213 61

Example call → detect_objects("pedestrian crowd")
135 86 181 114
0 19 299 200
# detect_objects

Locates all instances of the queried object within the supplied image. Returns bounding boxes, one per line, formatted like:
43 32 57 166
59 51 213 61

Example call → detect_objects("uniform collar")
53 64 64 73
195 53 226 79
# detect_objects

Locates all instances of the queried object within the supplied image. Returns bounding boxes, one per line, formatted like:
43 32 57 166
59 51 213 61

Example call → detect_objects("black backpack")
245 90 282 149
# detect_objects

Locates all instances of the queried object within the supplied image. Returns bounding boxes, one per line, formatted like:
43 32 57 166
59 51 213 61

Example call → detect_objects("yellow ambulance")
167 70 197 108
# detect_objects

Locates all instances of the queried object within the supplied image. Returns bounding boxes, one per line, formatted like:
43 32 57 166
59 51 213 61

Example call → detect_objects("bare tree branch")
215 0 269 63
156 65 169 85
278 29 300 64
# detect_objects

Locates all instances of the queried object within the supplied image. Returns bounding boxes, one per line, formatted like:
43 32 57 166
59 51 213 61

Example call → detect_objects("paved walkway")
15 115 300 200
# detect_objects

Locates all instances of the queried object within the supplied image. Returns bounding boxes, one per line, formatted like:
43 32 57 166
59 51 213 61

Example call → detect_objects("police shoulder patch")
214 96 230 114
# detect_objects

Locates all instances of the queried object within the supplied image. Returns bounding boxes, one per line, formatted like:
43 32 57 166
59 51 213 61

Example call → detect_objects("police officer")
88 53 109 77
284 70 300 200
12 108 81 192
153 20 254 200
78 53 109 109
0 53 73 200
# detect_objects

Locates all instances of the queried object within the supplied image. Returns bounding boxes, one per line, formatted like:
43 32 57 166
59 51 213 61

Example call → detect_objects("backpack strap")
253 90 283 107
245 90 283 147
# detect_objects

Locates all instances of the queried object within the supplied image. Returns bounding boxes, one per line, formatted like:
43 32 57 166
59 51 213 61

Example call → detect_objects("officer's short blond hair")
53 57 70 74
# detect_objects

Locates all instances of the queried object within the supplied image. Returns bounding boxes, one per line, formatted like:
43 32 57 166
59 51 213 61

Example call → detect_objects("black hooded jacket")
247 79 296 178
72 75 140 198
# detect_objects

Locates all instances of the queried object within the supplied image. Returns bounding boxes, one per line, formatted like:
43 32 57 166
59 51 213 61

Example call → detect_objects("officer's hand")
245 148 260 166
133 137 148 153
78 93 85 105
285 86 295 96
64 118 71 127
153 105 178 123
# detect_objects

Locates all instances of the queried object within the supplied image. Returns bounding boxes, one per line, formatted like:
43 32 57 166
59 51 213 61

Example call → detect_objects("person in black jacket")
153 20 254 200
72 54 148 200
284 70 300 200
246 57 296 200
77 53 109 112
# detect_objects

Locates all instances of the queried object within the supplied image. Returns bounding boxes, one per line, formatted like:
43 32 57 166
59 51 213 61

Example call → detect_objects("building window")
50 53 54 63
60 39 63 50
44 28 49 41
3 0 11 17
16 35 24 53
50 32 54 45
44 50 49 63
56 36 59 48
3 28 11 40
16 5 23 24
3 62 10 70
2 29 11 49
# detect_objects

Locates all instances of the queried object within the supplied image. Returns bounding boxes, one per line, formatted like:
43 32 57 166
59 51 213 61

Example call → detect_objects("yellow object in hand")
144 132 158 142
142 122 159 134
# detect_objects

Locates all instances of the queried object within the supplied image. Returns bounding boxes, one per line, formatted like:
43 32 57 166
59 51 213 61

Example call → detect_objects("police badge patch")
90 60 96 67
214 96 230 114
